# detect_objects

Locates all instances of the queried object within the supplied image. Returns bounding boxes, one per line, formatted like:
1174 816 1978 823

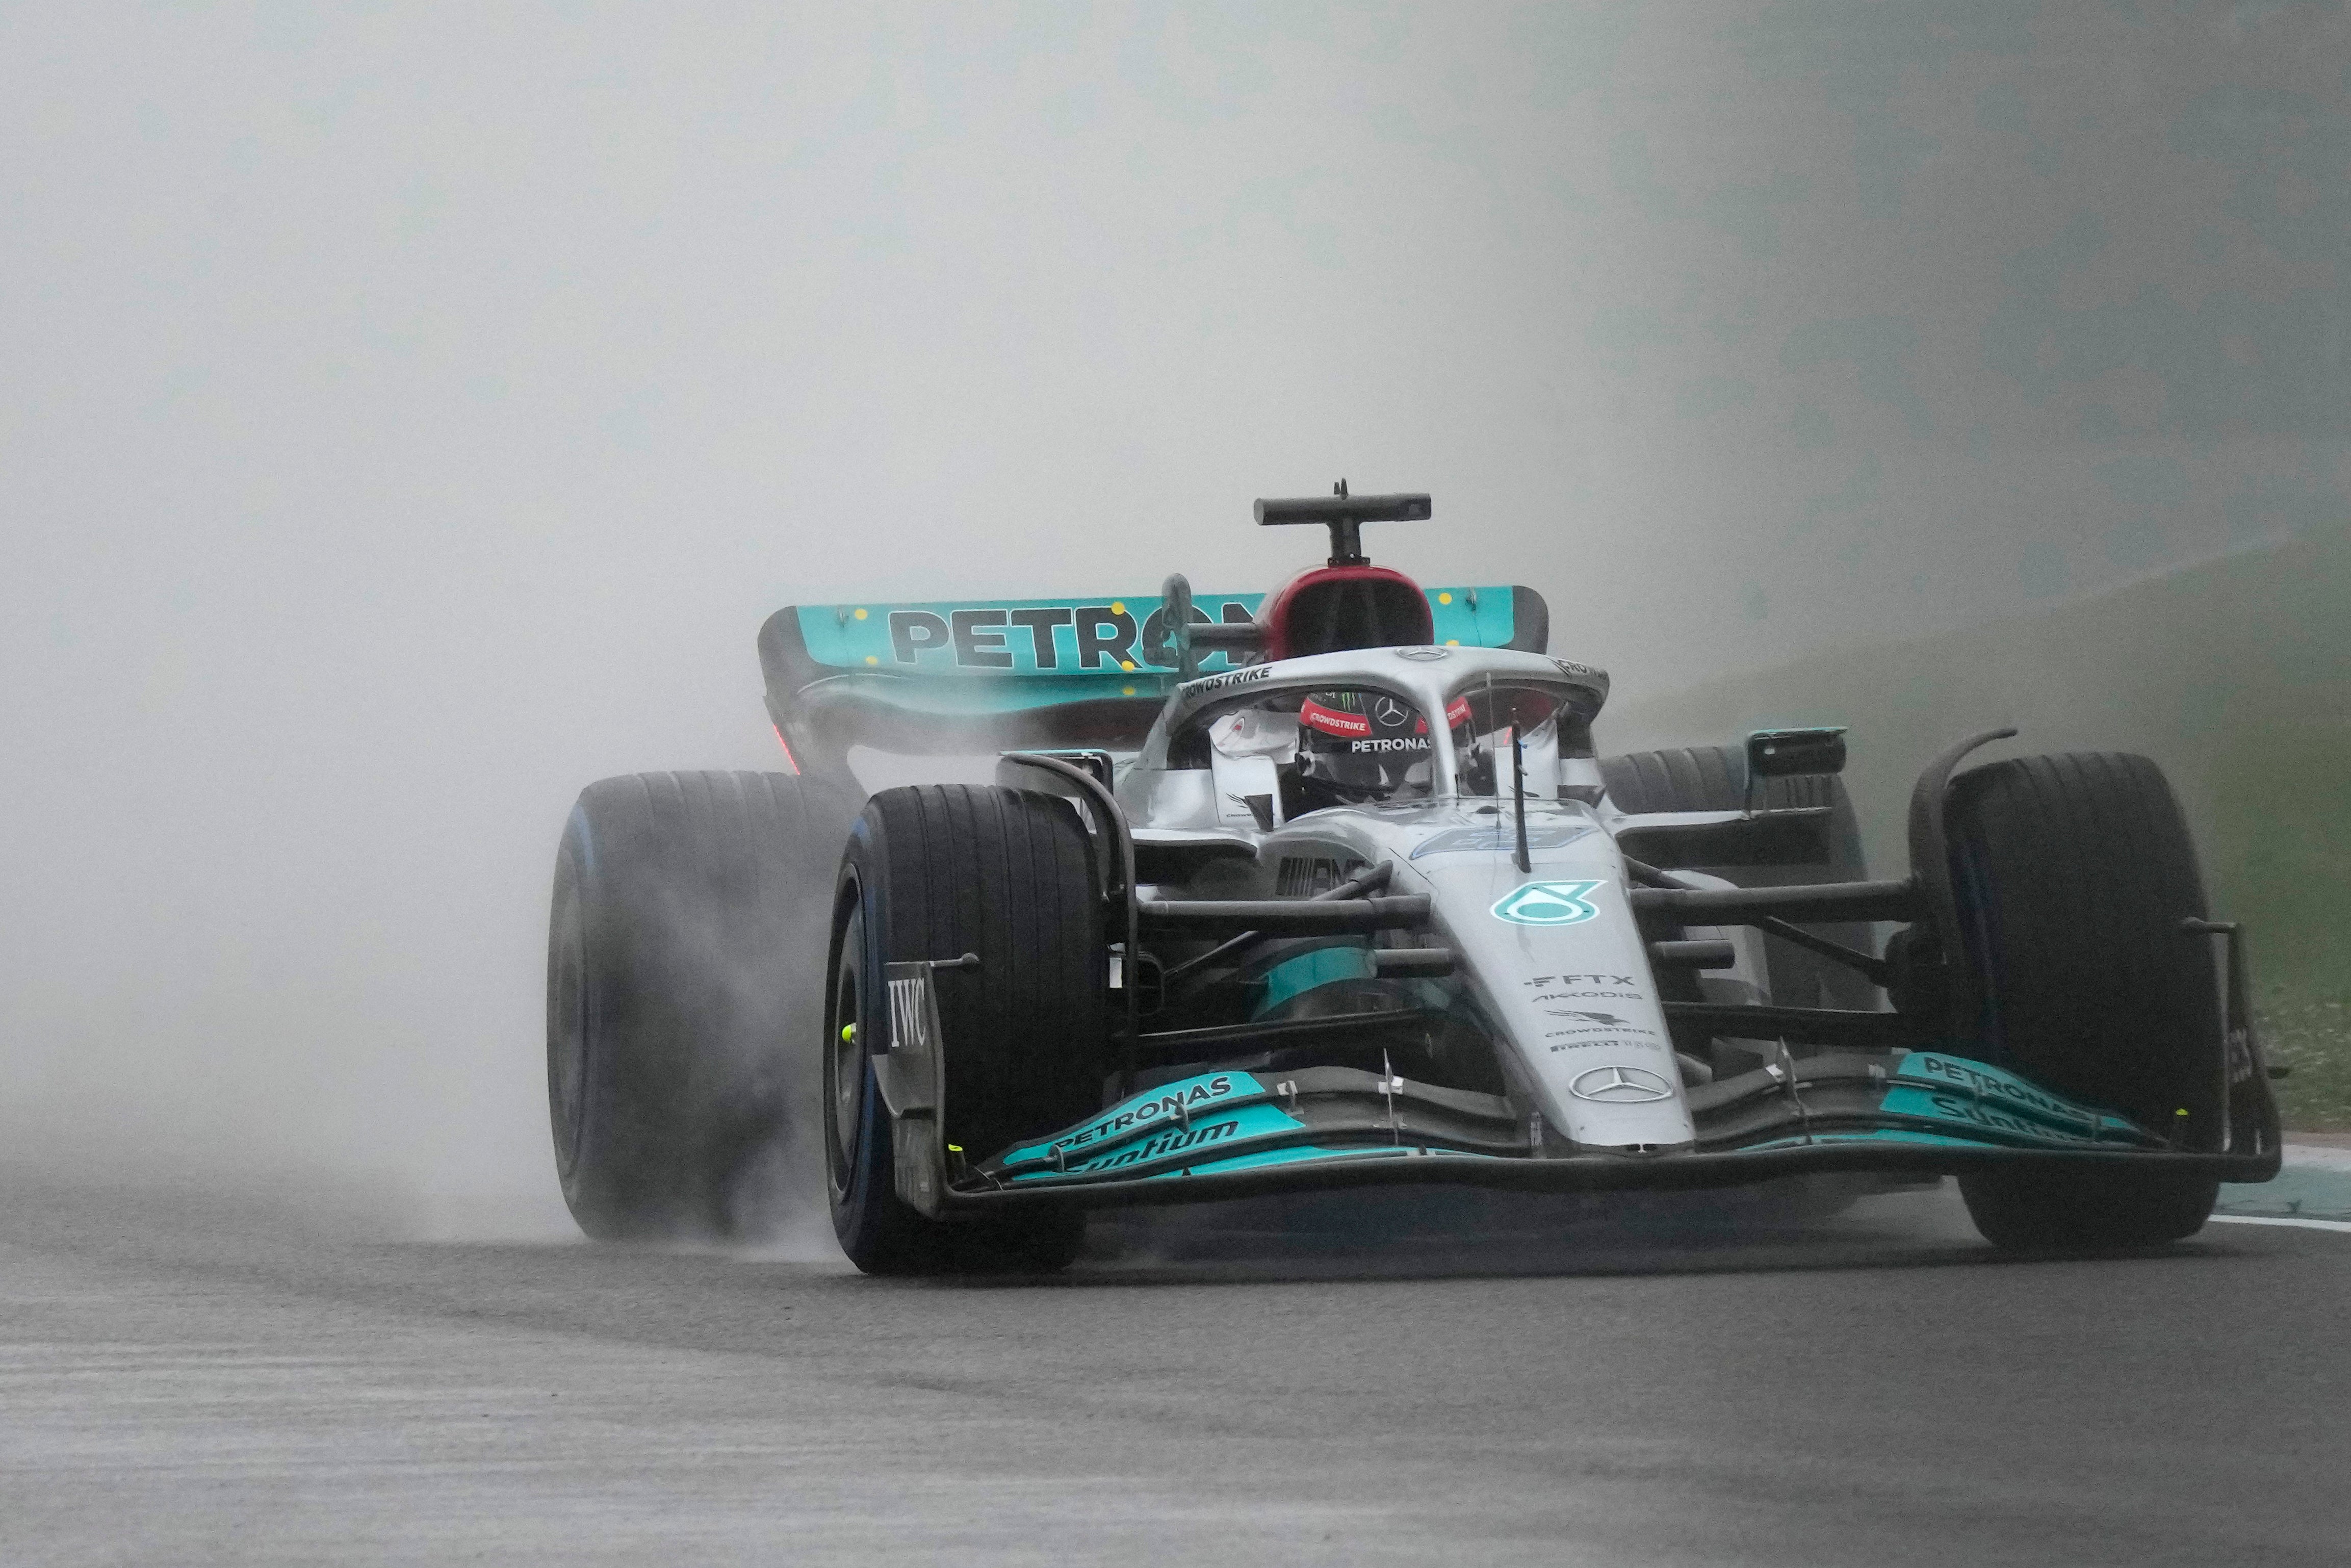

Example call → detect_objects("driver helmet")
1296 690 1470 802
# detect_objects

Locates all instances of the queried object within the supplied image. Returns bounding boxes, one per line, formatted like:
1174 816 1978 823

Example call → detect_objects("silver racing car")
546 486 2283 1271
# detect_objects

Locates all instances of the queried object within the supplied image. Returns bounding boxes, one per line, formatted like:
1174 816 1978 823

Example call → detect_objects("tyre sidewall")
824 818 948 1271
547 814 597 1207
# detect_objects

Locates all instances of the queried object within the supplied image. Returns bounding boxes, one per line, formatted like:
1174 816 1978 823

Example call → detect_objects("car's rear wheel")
549 770 858 1239
825 784 1103 1274
1944 753 2223 1250
1599 743 1876 1010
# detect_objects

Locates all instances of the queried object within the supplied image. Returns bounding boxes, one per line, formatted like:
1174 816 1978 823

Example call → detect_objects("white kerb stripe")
2208 1214 2351 1235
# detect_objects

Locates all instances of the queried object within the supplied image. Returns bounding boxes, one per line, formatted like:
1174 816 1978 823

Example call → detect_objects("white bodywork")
1110 645 1770 1154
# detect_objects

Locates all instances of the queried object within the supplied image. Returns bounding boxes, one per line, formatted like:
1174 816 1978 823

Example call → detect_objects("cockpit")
1150 669 1601 832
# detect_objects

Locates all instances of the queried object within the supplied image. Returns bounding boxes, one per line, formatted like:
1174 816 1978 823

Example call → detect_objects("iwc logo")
1490 880 1605 926
1568 1065 1675 1103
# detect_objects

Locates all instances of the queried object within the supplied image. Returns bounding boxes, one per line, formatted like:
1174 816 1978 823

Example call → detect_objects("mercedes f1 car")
547 486 2284 1270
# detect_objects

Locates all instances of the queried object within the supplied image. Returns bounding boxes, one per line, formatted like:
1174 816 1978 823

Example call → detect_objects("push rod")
1629 878 1920 926
1159 861 1395 987
1133 1006 1440 1063
1139 894 1432 935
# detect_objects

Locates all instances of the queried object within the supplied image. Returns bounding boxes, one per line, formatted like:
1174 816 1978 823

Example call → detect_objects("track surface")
3 1165 2346 1566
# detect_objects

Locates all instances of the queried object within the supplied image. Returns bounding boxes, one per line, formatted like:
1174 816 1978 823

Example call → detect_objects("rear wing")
758 584 1546 785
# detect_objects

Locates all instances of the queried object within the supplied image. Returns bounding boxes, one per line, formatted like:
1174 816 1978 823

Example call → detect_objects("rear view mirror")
1746 727 1847 780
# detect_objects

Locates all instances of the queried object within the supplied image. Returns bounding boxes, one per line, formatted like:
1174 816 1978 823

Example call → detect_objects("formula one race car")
546 486 2284 1270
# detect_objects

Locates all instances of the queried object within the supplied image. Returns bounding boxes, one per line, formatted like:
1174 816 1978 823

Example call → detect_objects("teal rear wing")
757 584 1545 783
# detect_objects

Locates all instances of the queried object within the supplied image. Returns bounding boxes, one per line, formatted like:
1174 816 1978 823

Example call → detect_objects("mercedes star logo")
1372 696 1409 728
1568 1064 1675 1103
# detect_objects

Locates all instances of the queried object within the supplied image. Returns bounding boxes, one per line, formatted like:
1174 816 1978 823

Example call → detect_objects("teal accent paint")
1730 1056 2157 1154
1491 880 1605 926
1427 588 1519 650
1181 1144 1499 1176
818 674 1178 716
797 595 1259 679
1005 1101 1306 1181
997 1070 1267 1170
1253 944 1374 1018
1884 1052 2151 1144
1010 1141 1505 1185
1873 1091 2126 1147
794 587 1523 679
1180 1144 1412 1175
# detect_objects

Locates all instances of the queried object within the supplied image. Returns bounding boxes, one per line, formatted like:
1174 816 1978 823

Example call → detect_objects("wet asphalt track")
3 1166 2347 1567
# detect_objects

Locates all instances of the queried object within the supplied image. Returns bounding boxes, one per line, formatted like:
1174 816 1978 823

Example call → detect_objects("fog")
4 6 2343 1221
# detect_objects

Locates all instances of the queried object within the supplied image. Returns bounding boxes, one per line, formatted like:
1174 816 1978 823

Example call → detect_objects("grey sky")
3 3 2343 1198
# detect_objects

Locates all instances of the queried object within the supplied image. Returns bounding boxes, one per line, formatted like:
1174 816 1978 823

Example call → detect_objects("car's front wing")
871 963 2283 1217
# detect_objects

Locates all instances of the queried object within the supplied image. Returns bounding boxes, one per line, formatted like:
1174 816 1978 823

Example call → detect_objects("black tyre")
1600 743 1876 1009
548 770 857 1240
826 785 1103 1275
1945 753 2222 1249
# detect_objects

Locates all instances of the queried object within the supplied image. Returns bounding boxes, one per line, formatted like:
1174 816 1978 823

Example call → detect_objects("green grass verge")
2204 720 2351 1131
2259 994 2351 1134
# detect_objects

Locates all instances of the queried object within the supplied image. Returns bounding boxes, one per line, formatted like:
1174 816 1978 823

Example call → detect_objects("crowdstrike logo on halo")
1490 880 1605 926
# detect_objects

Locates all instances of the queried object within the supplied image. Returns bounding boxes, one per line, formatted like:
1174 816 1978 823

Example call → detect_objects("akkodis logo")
1491 880 1605 926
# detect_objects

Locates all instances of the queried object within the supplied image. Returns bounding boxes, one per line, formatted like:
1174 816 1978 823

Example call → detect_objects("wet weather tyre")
1945 753 2222 1250
826 785 1103 1275
547 770 858 1240
1599 744 1875 1010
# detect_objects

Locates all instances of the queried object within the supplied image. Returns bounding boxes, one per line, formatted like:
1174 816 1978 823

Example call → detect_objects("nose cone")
1403 823 1696 1150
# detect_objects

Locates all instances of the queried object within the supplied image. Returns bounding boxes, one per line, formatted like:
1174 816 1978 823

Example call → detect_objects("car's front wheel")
825 784 1105 1274
1946 752 2224 1250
